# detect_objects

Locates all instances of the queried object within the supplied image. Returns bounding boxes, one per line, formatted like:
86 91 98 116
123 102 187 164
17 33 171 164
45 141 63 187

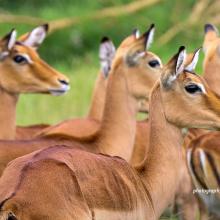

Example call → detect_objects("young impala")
1 44 220 219
0 25 69 140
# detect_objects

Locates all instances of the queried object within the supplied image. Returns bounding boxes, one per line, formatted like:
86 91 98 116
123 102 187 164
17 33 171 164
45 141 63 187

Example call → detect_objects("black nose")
58 79 69 85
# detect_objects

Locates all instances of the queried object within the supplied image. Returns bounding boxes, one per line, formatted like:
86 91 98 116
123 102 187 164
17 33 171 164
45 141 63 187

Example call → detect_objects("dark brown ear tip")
150 23 155 29
42 23 49 32
179 46 185 52
100 36 110 43
204 23 216 33
2 28 15 40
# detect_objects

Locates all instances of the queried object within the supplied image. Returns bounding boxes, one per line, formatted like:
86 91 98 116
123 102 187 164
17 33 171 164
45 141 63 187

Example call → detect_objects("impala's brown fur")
203 24 220 97
0 26 69 140
37 29 159 139
1 46 220 220
37 37 115 138
0 25 161 175
15 124 50 140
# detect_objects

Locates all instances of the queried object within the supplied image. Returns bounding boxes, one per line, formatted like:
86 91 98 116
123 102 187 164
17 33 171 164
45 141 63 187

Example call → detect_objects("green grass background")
0 0 206 126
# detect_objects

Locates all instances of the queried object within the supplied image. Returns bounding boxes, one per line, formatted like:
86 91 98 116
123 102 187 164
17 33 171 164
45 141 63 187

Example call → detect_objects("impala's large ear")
125 24 155 66
1 29 17 51
145 24 155 50
99 36 116 78
185 48 201 72
162 46 186 88
19 24 49 49
203 24 218 53
132 28 140 39
0 29 17 60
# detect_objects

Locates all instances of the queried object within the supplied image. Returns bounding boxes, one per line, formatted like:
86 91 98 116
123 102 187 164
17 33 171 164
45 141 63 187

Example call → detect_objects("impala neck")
0 87 18 139
87 72 106 121
96 67 137 161
139 84 184 218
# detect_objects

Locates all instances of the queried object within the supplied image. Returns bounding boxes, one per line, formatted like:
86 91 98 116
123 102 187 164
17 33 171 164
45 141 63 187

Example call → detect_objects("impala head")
112 24 162 112
160 46 220 130
0 25 69 96
99 37 115 78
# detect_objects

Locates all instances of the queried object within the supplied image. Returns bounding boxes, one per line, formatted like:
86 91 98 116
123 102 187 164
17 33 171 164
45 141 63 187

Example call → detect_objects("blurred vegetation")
0 0 213 125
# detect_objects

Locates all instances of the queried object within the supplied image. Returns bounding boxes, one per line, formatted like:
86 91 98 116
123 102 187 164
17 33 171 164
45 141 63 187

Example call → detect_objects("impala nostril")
58 79 69 86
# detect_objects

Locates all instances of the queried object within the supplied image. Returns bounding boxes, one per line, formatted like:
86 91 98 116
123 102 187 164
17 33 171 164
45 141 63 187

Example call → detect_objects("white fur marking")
0 51 9 60
20 54 33 64
199 149 207 171
197 83 206 94
135 29 140 39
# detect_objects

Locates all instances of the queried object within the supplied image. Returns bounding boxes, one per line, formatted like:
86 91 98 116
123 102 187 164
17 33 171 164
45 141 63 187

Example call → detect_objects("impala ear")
203 24 219 53
19 24 49 49
145 24 155 50
1 29 17 51
99 36 116 78
175 46 186 75
162 46 186 88
0 29 17 60
125 24 155 66
132 28 140 39
185 48 201 72
204 23 218 37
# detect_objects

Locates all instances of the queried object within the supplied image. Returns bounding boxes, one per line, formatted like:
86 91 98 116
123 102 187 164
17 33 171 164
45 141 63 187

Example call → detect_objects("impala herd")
0 22 218 220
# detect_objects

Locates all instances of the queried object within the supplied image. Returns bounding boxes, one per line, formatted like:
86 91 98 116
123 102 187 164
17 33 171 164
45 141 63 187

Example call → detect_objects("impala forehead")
145 52 161 62
178 72 207 93
12 44 39 60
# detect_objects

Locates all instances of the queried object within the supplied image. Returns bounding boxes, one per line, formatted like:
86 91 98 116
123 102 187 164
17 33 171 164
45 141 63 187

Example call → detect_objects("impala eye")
185 84 202 94
13 55 27 64
148 60 160 68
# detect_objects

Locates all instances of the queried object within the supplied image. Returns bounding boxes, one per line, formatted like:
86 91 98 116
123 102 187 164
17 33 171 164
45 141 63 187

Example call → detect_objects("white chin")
50 90 66 96
50 85 70 96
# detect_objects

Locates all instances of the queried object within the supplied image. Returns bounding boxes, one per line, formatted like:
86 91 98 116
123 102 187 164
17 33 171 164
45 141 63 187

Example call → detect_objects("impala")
37 36 116 138
0 25 69 140
0 24 161 175
37 27 155 139
175 23 220 220
1 44 220 220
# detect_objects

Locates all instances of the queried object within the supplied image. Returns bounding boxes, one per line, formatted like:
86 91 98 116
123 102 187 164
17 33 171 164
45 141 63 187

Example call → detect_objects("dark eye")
13 55 27 64
185 84 202 94
148 60 160 68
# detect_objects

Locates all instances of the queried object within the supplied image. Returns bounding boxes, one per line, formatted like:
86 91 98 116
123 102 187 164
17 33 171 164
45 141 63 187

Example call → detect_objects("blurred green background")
0 0 213 126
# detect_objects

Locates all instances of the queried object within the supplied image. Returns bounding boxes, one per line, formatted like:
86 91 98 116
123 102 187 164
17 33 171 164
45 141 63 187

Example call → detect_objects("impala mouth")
49 85 70 96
